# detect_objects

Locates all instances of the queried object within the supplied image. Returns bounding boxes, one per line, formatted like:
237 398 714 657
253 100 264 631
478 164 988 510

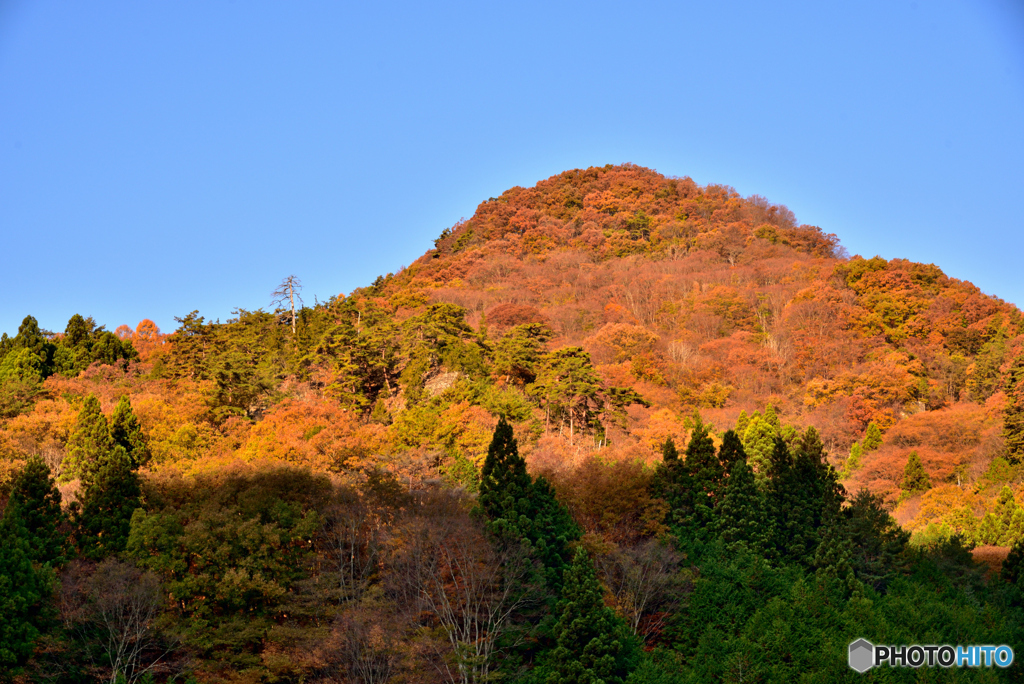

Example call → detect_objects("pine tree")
109 395 148 468
62 394 113 483
763 403 781 432
76 445 142 559
716 458 767 554
539 548 638 684
862 421 883 452
977 513 1002 546
900 451 931 496
4 456 66 566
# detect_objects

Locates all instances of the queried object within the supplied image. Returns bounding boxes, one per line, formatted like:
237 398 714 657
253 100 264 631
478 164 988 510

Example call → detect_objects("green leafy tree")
900 451 932 496
110 395 149 468
681 417 724 529
536 548 638 684
734 410 750 438
0 348 45 417
661 437 678 462
841 441 863 478
741 413 776 485
5 456 66 566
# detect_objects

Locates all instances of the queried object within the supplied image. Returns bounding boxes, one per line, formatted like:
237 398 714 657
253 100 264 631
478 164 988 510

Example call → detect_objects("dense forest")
2 164 1024 682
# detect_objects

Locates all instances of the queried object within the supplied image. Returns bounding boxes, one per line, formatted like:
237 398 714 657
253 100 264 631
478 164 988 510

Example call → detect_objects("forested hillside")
3 164 1024 682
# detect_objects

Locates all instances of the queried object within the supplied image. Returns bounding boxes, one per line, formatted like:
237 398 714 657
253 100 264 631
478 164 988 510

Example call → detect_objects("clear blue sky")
2 0 1023 337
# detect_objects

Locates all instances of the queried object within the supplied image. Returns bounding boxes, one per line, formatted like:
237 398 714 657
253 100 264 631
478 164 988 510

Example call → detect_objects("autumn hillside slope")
2 163 1023 547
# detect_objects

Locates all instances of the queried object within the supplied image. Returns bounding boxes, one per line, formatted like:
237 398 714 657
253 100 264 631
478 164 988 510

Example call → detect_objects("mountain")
1 163 1021 543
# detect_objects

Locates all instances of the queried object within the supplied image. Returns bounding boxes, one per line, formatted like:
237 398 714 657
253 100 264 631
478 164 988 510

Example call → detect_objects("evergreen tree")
742 414 775 485
4 456 66 566
76 445 142 559
0 512 54 677
717 429 746 475
110 395 148 468
1003 538 1024 588
1003 353 1024 464
716 458 768 554
478 417 579 589
812 509 861 598
841 441 863 478
844 489 909 592
766 437 819 566
900 451 932 496
735 410 750 439
538 548 638 684
681 417 724 530
977 512 1002 546
763 403 781 432
862 421 883 452
62 394 113 484
661 436 678 462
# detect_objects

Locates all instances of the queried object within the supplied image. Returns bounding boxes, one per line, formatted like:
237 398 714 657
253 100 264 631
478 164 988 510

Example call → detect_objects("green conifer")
977 512 1001 546
716 458 767 554
742 416 776 486
109 395 148 468
540 548 638 684
862 421 883 452
683 417 725 517
661 436 678 462
62 394 113 484
76 445 142 559
842 441 863 478
0 512 54 675
717 429 746 475
735 410 750 439
900 451 932 496
5 456 66 565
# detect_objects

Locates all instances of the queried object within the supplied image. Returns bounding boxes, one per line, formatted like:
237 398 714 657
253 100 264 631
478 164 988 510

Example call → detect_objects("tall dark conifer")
110 395 148 468
5 456 66 566
716 458 768 554
76 445 142 560
538 548 637 684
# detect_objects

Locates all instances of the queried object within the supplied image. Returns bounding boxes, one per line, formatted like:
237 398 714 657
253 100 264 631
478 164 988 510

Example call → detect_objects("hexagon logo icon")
849 639 874 673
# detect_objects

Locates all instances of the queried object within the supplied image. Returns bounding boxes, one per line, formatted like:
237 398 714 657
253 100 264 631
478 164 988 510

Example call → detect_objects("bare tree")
61 559 182 684
272 275 304 334
596 539 687 641
387 492 538 684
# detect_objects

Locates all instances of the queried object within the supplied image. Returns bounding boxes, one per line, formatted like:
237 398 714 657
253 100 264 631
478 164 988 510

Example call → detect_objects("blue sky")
2 0 1023 337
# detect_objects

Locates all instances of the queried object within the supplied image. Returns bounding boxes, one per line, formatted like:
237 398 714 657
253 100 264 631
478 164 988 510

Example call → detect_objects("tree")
478 417 579 590
661 437 678 462
536 548 638 684
530 347 604 441
741 413 776 485
844 489 908 592
862 421 883 452
717 429 745 476
272 275 304 335
76 446 142 559
0 512 54 678
5 456 66 566
1002 352 1024 464
681 417 724 528
492 323 551 385
62 394 114 484
110 396 148 469
716 458 767 554
900 451 931 496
